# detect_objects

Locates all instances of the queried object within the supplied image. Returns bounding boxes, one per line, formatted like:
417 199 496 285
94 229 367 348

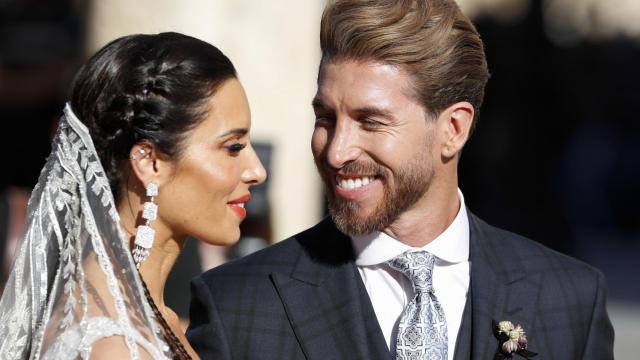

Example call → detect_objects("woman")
0 32 266 359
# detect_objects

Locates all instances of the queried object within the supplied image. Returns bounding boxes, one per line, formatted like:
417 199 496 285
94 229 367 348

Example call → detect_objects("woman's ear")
128 142 160 186
128 141 174 191
439 101 474 159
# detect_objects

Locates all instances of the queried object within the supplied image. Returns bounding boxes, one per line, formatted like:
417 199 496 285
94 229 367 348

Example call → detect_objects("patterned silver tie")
388 250 448 360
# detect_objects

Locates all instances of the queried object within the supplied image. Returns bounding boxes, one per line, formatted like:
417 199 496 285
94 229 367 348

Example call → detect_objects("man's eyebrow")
354 106 396 121
218 128 249 138
312 99 396 121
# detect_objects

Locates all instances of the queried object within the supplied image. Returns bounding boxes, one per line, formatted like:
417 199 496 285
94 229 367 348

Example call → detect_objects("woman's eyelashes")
227 142 247 154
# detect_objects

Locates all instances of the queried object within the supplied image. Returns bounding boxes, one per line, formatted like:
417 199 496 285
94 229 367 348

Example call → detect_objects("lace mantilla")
0 104 171 359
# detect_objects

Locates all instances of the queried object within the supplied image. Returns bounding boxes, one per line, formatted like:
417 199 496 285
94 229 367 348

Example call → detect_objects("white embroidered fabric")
0 104 171 359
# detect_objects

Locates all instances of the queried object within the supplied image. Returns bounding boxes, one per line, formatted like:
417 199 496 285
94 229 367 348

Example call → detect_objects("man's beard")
316 151 434 236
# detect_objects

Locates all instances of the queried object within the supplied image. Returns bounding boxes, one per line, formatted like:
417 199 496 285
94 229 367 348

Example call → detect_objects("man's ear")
128 142 172 187
438 101 474 159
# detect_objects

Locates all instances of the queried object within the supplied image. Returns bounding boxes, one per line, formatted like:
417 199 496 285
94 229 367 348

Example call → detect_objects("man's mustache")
318 160 387 179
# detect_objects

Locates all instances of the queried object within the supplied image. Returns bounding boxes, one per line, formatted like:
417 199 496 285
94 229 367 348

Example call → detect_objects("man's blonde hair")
320 0 490 127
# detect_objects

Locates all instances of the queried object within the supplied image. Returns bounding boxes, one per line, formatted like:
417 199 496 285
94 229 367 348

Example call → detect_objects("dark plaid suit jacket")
187 213 614 359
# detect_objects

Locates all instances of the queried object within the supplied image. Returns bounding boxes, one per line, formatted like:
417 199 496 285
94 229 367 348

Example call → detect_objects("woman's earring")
130 148 147 160
132 182 158 268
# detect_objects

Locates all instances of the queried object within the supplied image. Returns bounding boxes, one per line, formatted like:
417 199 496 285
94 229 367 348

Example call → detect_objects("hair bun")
95 94 139 157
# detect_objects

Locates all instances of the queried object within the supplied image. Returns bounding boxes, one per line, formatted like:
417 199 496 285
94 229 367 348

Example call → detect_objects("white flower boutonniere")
493 320 538 359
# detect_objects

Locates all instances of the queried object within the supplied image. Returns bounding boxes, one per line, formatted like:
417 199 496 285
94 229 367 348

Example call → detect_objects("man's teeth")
337 176 373 190
238 203 245 208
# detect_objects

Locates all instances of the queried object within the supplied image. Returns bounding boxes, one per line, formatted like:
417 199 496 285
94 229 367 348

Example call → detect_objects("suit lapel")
271 219 388 360
467 213 543 358
269 213 544 359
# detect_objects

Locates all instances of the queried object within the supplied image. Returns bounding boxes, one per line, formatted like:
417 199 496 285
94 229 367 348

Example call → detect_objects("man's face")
312 59 437 236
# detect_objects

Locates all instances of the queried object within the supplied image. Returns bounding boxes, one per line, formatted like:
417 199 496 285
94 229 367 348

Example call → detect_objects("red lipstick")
227 194 251 219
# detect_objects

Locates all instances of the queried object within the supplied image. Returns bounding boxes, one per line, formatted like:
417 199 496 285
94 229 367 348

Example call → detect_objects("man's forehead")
319 59 406 83
315 60 415 110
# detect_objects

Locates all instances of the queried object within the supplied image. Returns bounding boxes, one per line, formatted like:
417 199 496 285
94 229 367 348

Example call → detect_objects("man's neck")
382 182 460 248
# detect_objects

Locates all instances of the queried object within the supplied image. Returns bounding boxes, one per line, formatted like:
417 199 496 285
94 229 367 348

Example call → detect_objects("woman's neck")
118 193 184 312
136 235 183 310
117 179 198 358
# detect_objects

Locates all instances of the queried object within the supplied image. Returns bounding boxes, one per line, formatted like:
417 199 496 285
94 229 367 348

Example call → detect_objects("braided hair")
70 32 236 202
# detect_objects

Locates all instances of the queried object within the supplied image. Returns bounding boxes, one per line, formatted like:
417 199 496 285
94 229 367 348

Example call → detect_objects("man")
187 1 614 359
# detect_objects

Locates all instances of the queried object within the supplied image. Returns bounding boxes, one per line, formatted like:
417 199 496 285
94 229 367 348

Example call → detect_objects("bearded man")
187 1 614 359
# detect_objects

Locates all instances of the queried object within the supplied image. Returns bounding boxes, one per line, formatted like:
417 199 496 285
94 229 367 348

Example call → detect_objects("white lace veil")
0 104 171 359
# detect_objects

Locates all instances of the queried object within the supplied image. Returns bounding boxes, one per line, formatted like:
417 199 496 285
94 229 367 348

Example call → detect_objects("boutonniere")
493 320 538 359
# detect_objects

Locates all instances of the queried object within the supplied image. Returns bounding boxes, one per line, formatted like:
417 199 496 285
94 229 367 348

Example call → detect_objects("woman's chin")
199 228 241 247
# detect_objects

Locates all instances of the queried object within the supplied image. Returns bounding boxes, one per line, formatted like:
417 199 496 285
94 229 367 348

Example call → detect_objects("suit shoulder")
473 215 604 279
198 218 337 281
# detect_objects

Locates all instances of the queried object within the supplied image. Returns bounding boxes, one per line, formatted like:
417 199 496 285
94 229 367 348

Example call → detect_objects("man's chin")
329 205 384 236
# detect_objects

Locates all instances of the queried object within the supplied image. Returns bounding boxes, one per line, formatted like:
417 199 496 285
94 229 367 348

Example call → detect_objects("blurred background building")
1 0 638 357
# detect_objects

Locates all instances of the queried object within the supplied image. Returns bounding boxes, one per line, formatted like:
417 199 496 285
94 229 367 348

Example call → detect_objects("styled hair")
70 32 236 201
320 0 489 126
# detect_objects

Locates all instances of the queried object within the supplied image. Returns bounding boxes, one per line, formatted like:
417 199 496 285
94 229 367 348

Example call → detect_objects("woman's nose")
242 145 267 185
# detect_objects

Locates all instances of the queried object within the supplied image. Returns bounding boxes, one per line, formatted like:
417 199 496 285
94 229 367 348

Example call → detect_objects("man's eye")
361 118 384 128
315 116 335 126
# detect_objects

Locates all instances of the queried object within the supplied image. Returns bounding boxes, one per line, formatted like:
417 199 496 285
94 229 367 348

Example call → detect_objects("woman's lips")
227 194 251 219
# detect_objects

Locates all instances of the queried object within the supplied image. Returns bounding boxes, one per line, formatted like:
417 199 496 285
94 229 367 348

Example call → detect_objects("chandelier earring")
132 182 158 268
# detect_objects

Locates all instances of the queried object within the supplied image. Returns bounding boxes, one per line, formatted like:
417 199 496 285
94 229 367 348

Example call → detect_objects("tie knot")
387 250 436 293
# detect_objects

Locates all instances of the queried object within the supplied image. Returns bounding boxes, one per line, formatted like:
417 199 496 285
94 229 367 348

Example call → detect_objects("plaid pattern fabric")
465 214 614 360
187 213 614 360
187 219 389 360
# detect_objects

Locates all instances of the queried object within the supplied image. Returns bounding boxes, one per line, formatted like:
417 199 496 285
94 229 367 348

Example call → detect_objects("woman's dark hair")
70 32 237 202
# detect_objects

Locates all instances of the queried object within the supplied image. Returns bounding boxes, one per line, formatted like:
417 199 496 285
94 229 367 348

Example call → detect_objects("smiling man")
187 1 614 359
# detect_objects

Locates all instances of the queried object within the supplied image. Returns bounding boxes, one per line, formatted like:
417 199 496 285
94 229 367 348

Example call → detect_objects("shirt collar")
351 189 469 266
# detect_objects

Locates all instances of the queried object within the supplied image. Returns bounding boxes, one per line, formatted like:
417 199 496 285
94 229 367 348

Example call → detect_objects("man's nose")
325 119 361 169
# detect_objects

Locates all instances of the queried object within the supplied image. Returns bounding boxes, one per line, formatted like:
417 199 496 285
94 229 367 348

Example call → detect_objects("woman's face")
156 78 266 246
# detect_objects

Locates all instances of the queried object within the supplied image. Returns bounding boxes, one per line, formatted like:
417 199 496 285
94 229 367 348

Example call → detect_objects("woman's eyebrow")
218 128 249 138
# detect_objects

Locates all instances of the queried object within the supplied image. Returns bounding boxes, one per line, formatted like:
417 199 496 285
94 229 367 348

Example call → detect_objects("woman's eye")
227 143 246 154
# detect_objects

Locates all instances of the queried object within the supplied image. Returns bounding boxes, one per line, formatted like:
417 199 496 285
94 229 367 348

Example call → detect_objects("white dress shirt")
351 190 470 360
